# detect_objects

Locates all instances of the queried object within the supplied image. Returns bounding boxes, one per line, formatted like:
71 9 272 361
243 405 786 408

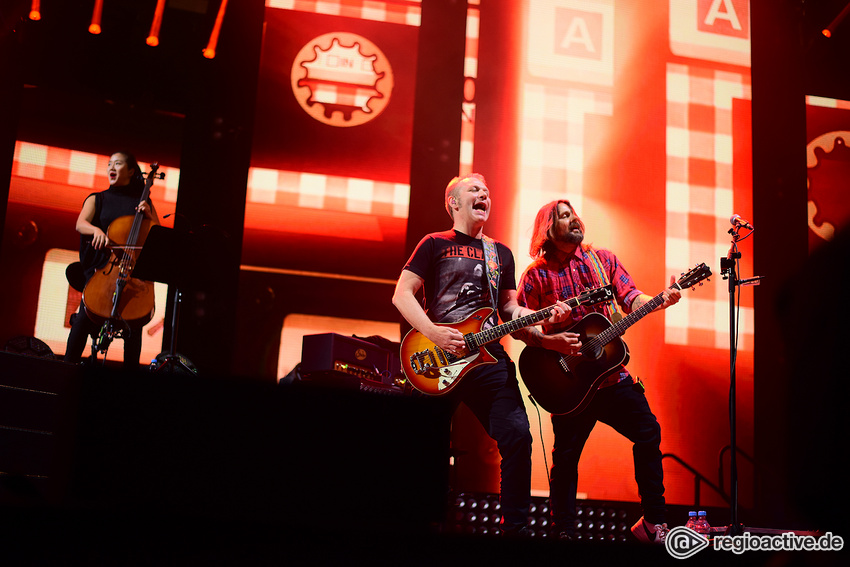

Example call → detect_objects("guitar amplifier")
300 333 405 393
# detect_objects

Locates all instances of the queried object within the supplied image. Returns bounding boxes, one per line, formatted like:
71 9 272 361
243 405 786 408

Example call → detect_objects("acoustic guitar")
518 263 712 416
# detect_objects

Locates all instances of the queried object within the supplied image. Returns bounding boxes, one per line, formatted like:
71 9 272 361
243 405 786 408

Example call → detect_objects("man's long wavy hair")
528 199 586 258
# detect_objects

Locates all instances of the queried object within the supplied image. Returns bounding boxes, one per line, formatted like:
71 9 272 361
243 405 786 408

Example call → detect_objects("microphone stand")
720 224 760 537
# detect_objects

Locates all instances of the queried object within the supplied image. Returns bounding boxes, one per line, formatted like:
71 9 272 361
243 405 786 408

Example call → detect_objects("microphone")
730 214 754 230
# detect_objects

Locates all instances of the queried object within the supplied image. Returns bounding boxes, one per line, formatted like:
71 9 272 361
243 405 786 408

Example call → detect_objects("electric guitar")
400 285 614 395
518 263 712 416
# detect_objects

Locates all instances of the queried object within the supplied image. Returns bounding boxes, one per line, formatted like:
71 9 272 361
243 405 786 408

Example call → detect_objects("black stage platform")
0 351 838 566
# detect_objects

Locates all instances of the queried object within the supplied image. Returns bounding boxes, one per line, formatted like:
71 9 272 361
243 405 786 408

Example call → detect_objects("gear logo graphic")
291 32 394 127
806 131 850 243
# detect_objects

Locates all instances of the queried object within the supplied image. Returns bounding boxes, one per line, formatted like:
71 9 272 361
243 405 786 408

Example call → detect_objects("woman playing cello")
64 150 160 369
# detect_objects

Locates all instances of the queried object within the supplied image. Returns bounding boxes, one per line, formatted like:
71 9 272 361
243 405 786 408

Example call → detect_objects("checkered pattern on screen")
514 84 614 273
12 143 181 205
247 167 410 218
266 0 421 26
11 142 412 219
666 63 752 351
806 95 850 110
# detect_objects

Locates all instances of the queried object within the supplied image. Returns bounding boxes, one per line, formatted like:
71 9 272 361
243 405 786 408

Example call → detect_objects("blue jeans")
455 356 533 529
550 379 666 532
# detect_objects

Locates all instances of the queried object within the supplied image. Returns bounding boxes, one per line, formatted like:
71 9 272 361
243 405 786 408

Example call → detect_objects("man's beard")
555 225 584 245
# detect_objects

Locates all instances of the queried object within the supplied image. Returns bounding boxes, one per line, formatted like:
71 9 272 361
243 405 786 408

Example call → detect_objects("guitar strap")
585 247 631 390
585 247 622 322
481 235 501 312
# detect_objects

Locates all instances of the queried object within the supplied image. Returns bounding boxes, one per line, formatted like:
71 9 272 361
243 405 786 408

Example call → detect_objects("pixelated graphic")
291 33 394 127
807 131 850 244
669 0 750 66
527 0 614 86
252 8 417 182
805 100 850 251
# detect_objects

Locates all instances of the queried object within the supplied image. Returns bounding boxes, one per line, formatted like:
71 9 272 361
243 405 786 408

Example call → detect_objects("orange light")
29 0 40 20
823 2 850 39
147 0 166 48
89 0 103 35
203 0 229 59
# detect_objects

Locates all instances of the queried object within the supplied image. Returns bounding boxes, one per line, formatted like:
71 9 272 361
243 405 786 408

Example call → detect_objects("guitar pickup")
434 347 448 366
440 342 475 364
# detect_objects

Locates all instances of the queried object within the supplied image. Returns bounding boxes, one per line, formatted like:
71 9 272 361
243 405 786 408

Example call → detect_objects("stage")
0 350 838 566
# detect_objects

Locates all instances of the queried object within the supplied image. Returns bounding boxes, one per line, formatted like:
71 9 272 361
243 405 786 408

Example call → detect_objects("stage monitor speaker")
4 335 55 359
0 351 81 505
300 333 404 393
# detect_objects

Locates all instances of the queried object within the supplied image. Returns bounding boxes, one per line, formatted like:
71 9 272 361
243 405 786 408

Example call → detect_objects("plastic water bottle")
694 510 710 539
685 511 697 530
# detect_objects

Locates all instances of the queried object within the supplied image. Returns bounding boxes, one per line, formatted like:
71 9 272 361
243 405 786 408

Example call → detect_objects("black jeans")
550 379 666 532
455 357 533 529
64 302 143 370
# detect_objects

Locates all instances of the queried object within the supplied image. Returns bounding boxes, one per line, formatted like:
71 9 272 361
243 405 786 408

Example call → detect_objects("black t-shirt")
403 229 517 358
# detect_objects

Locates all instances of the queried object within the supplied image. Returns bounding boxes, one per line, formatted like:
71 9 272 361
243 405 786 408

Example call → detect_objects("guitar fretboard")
466 295 587 350
590 286 677 349
468 307 555 349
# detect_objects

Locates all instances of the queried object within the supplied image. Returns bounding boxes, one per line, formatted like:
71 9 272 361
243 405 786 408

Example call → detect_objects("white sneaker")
630 516 669 544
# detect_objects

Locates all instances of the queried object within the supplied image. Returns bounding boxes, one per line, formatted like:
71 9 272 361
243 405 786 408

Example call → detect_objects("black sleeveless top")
79 183 152 281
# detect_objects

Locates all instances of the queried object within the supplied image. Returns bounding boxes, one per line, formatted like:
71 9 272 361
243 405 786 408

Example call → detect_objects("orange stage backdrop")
2 0 779 512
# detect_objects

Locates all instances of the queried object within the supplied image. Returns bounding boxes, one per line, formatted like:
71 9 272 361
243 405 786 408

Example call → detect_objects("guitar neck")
597 285 678 344
467 296 583 348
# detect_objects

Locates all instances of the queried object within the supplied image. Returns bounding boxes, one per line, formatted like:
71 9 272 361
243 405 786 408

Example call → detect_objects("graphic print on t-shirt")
431 242 496 329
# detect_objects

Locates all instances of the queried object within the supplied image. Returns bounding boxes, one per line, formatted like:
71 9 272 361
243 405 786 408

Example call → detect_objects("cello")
82 163 161 353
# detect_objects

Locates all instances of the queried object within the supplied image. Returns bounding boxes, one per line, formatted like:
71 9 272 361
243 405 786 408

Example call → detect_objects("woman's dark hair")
113 150 145 190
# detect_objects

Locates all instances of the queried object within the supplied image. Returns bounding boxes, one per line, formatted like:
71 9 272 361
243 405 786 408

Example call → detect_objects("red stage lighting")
203 0 229 59
88 0 103 34
147 0 167 47
822 1 850 39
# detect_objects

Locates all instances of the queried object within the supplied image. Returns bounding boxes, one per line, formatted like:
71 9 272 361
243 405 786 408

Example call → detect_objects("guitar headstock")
576 284 614 307
676 263 712 290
